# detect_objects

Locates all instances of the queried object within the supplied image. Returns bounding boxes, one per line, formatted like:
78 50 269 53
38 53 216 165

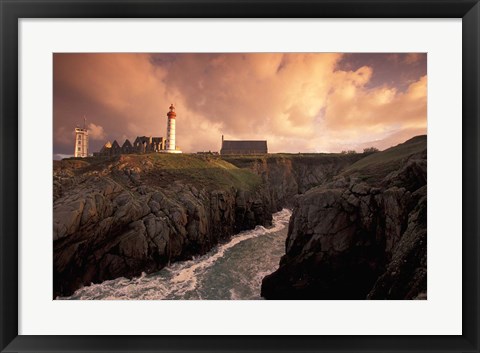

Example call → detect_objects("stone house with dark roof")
220 136 268 155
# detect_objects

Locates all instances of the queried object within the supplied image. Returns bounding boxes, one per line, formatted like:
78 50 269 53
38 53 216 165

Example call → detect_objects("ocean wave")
60 208 291 300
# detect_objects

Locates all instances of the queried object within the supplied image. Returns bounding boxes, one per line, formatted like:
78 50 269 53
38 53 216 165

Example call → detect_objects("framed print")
1 0 479 352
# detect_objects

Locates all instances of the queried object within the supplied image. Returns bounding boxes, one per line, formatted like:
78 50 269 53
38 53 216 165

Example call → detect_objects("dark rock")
261 137 427 300
53 158 277 297
52 151 381 298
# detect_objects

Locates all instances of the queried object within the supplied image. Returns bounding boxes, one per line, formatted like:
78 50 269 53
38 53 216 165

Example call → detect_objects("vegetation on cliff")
53 154 268 297
55 153 262 197
54 137 427 300
224 153 365 210
341 135 427 183
261 135 427 299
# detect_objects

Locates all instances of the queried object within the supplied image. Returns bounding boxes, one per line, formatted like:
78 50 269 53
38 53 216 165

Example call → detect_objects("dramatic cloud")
87 123 107 141
53 53 427 158
322 71 427 150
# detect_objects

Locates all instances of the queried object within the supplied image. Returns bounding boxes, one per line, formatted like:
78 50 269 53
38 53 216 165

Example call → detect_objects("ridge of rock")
53 153 361 297
261 136 427 299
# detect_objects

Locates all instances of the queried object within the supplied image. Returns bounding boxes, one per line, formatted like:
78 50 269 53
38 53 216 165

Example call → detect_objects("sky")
53 53 427 159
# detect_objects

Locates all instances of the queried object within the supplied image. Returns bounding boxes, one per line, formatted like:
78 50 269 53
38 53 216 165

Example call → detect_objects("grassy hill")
55 135 427 193
56 153 262 192
341 135 427 183
222 152 364 169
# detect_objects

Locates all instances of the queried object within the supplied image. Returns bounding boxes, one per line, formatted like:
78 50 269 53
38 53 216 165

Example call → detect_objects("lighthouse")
164 103 182 153
74 116 89 158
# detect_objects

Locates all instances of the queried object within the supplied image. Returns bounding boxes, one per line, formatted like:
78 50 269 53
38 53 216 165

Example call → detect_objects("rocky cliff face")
53 155 273 297
261 136 427 299
53 150 395 298
224 154 364 211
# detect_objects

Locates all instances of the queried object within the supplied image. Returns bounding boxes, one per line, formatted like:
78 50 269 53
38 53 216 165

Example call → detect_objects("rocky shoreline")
53 152 358 297
261 136 427 299
53 155 274 297
53 136 426 299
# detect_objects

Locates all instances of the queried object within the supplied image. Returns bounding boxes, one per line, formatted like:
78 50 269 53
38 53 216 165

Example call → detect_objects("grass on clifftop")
222 152 364 169
58 153 262 192
141 154 262 191
341 135 427 183
147 153 234 170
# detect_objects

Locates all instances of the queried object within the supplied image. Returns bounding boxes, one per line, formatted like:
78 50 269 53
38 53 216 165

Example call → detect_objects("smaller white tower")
74 117 89 158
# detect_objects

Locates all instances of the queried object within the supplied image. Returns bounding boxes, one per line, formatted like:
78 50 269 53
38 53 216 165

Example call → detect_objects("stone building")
220 135 268 155
121 139 134 154
111 140 121 155
133 136 165 153
93 136 165 157
92 104 181 157
96 141 113 156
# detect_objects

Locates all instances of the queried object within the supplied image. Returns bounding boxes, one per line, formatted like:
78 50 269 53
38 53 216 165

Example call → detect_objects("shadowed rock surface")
53 155 273 297
53 152 362 297
223 153 364 210
261 136 427 299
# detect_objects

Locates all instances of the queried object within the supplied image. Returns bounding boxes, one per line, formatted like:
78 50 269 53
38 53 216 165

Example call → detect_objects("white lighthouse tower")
74 116 89 158
165 103 182 153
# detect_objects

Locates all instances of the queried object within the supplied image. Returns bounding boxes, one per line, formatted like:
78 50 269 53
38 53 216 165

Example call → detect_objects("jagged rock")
261 136 427 300
53 156 278 297
54 140 423 299
53 199 86 240
236 154 365 210
367 186 427 299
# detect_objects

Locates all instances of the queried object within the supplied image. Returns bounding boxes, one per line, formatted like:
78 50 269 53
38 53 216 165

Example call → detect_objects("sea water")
61 209 291 300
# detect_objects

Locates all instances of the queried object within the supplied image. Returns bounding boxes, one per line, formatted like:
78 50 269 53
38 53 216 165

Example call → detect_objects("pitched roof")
100 141 112 153
122 139 133 148
221 140 267 151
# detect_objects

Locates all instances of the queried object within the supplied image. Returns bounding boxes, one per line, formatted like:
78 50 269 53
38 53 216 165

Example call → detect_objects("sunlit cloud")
53 53 427 157
87 122 107 141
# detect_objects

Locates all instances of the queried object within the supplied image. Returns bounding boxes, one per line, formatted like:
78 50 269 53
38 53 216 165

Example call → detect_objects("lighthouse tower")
166 104 176 150
74 116 89 158
165 103 182 153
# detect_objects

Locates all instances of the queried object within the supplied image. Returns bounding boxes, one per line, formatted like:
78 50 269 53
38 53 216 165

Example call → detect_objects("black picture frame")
1 0 479 352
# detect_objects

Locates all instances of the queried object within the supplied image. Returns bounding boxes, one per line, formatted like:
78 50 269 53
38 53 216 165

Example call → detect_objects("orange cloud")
321 69 427 150
87 123 107 141
53 53 427 156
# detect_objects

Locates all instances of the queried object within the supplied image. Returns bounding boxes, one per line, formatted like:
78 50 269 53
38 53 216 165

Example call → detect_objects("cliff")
261 136 427 299
52 150 391 298
53 154 273 297
223 153 364 210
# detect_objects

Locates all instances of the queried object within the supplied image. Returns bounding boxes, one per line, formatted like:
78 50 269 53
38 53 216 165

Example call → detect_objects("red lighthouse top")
167 104 176 119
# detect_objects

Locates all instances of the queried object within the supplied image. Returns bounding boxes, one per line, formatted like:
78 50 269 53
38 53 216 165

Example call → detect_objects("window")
78 141 81 145
78 147 81 151
78 135 81 140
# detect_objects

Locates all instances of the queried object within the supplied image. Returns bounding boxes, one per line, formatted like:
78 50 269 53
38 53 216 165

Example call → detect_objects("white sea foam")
61 209 291 300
